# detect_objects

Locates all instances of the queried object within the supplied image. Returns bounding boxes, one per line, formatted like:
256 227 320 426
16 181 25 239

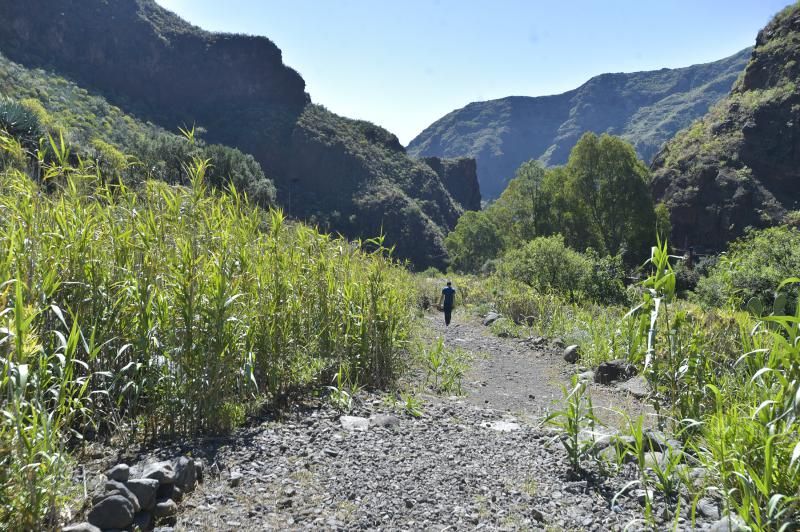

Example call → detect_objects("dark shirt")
441 286 456 309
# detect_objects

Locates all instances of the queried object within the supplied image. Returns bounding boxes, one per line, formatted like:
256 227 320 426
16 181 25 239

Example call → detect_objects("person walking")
438 281 456 326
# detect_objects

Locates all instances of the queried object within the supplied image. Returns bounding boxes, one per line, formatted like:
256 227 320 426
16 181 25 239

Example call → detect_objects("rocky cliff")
422 157 481 211
408 49 751 199
651 3 800 251
0 0 473 269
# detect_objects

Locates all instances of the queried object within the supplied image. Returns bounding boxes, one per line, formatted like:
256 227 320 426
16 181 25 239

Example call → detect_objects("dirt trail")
146 313 696 531
430 312 649 430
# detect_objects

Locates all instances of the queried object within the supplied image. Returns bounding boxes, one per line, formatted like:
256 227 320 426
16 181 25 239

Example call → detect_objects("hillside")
651 3 800 252
408 49 751 199
0 0 476 268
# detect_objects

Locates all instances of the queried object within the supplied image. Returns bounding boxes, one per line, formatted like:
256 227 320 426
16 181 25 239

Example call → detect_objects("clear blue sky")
156 0 792 145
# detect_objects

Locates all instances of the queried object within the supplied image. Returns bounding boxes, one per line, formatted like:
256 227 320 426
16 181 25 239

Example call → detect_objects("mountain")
651 3 800 252
0 0 477 269
408 49 751 199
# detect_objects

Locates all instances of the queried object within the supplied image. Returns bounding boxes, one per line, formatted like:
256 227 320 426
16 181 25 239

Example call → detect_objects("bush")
500 235 587 299
498 235 627 304
694 226 800 309
0 98 43 149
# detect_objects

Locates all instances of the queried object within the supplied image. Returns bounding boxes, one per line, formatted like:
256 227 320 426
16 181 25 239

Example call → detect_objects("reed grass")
0 133 415 528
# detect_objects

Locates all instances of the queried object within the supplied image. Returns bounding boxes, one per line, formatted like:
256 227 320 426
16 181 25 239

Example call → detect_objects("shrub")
694 226 800 309
0 98 43 149
499 235 588 299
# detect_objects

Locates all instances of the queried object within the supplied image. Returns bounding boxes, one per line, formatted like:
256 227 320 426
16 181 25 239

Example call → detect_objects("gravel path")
148 313 712 531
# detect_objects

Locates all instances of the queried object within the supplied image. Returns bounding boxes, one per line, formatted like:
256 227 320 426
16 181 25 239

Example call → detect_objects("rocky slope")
651 3 800 252
408 49 751 199
0 0 476 268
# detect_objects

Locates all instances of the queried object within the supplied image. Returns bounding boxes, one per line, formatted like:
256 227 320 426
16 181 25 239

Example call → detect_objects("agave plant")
0 98 44 149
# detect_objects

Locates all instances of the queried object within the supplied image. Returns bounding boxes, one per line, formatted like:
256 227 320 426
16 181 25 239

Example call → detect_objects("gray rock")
106 479 141 513
63 523 101 532
576 370 594 383
173 456 197 492
643 452 664 470
631 488 655 506
697 497 721 520
105 463 130 482
154 498 178 519
594 359 636 384
482 312 501 326
92 489 121 506
710 513 748 532
157 482 183 503
142 461 176 485
563 345 581 363
617 375 649 398
132 510 154 531
228 471 243 487
125 478 159 511
194 459 204 483
340 415 369 432
369 414 400 428
87 494 136 530
485 420 520 432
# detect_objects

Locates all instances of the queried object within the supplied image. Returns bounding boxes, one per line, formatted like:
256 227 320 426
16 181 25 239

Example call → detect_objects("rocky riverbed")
69 314 736 531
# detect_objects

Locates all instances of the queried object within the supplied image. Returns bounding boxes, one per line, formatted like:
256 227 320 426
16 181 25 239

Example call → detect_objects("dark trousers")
444 307 453 326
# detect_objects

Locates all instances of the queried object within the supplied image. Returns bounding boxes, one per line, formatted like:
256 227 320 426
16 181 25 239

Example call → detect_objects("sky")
155 1 792 145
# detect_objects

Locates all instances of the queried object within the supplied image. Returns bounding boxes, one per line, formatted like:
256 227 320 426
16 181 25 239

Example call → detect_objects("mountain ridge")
0 0 477 269
408 48 752 199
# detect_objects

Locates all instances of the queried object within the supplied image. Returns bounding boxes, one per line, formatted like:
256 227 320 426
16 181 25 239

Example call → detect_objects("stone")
173 456 197 492
482 312 501 326
710 513 748 532
563 345 581 363
594 359 636 384
154 498 178 519
125 478 159 511
576 370 594 383
106 480 141 513
157 482 183 503
485 420 520 432
340 415 369 432
229 471 243 487
697 497 720 520
369 414 400 428
105 463 130 482
142 461 176 485
194 459 204 483
617 375 649 398
92 489 121 506
643 452 664 470
631 488 655 506
87 494 136 530
132 510 154 531
63 523 101 532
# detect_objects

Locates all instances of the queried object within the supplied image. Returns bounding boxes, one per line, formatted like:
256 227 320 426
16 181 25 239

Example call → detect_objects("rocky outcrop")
408 49 751 199
422 157 482 211
0 0 462 268
651 4 800 252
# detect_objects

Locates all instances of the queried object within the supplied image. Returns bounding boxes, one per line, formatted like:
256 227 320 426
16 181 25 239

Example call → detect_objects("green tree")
489 160 551 247
499 234 588 299
444 210 503 272
564 132 655 262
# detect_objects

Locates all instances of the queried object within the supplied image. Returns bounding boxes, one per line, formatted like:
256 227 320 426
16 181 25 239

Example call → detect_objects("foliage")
422 337 469 395
545 378 601 475
695 226 800 309
446 134 658 276
0 132 415 528
0 97 43 149
499 235 588 300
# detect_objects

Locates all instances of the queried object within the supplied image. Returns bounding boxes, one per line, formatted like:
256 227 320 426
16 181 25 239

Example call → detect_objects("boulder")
106 480 141 513
594 359 636 384
576 370 594 383
340 415 369 432
105 463 130 482
194 459 204 483
563 345 581 363
617 375 649 398
173 456 197 492
142 461 176 485
63 523 101 532
87 494 136 530
697 497 721 520
132 510 154 531
157 483 183 503
369 414 400 428
710 513 748 532
228 471 243 487
154 498 178 519
125 478 159 511
482 312 501 326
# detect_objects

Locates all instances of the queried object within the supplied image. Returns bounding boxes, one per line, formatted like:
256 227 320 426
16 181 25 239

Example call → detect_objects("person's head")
446 281 452 287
